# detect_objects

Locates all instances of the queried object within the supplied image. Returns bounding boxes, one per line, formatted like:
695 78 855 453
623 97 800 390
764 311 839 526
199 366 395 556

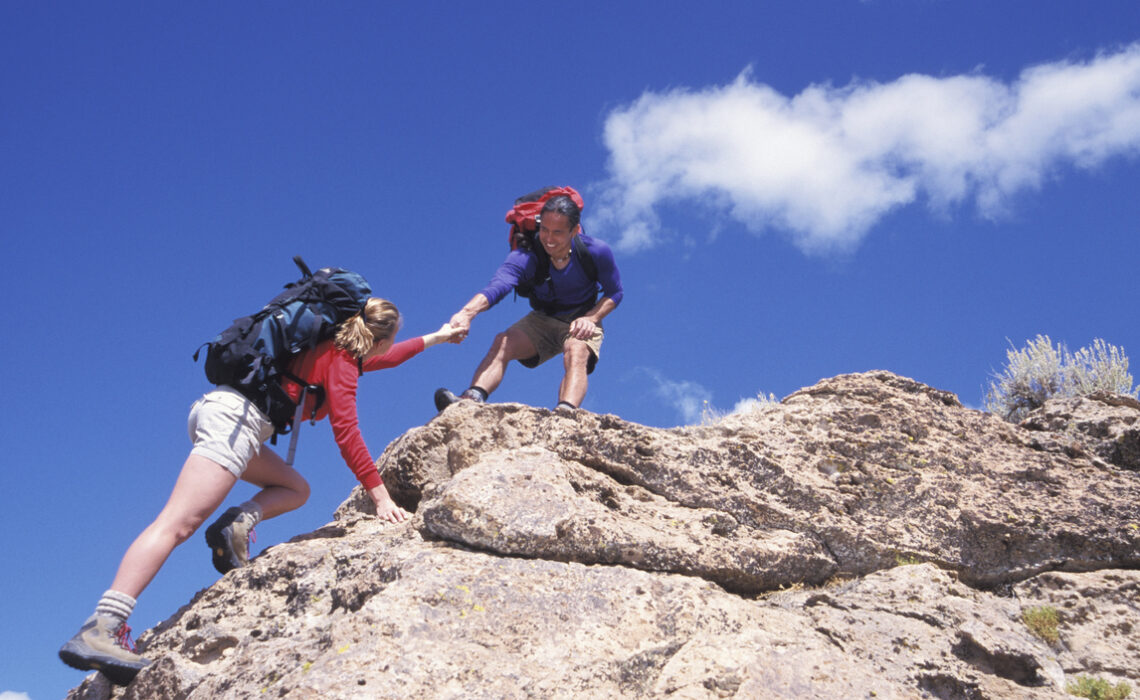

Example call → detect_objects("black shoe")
59 615 150 686
434 387 461 412
435 387 487 413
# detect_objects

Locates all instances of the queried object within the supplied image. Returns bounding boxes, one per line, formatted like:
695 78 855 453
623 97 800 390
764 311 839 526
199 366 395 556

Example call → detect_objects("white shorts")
187 386 274 478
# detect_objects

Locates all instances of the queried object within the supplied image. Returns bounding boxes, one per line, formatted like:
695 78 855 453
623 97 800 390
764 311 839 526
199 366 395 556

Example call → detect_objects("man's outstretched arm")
449 293 492 341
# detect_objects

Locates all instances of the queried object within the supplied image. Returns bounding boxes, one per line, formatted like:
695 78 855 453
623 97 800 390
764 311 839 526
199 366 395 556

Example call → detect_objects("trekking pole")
286 386 307 466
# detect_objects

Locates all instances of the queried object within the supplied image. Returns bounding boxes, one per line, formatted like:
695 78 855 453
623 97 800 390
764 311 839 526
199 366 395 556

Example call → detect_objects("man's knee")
563 339 591 367
481 331 509 361
491 328 533 361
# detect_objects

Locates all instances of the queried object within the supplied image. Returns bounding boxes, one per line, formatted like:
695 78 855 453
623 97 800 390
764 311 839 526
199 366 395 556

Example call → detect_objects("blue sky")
3 2 1139 698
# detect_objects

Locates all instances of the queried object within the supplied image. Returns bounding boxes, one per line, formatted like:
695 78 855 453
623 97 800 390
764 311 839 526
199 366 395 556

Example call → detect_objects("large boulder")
68 371 1140 699
363 371 1140 589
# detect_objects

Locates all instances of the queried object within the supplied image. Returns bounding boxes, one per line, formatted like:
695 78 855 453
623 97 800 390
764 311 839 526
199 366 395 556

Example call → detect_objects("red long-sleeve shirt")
283 336 425 490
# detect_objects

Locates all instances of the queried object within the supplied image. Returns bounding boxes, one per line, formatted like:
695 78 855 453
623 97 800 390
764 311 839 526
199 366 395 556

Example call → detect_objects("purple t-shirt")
479 234 624 316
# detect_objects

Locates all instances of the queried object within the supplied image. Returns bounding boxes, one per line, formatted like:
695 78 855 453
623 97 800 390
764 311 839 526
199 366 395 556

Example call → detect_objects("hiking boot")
59 615 150 686
434 387 461 412
204 506 256 574
434 387 487 413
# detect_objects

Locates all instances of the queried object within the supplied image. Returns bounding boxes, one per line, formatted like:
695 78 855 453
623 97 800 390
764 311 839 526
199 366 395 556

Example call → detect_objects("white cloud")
594 43 1140 254
1 692 33 700
635 367 712 424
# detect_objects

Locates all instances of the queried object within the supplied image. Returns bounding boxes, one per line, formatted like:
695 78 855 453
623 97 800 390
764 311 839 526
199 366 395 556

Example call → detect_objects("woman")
59 297 460 685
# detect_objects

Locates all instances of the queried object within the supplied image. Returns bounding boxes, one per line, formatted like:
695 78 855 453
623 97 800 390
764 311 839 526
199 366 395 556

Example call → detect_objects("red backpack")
503 186 598 307
504 186 585 250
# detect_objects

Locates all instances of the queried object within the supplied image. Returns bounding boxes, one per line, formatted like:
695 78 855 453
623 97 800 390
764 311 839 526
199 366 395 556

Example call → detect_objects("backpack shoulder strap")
514 244 550 299
533 244 552 287
573 235 597 282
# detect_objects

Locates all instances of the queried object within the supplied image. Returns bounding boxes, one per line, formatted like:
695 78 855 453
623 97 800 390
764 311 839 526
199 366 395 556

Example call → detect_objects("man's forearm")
582 297 617 325
451 294 491 330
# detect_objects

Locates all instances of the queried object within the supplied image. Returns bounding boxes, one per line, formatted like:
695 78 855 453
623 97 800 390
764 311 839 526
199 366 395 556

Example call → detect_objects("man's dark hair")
540 195 581 230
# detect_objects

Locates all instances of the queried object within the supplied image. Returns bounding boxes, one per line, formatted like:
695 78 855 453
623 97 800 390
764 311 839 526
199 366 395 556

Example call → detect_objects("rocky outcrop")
1020 392 1140 471
68 371 1140 699
1014 570 1140 688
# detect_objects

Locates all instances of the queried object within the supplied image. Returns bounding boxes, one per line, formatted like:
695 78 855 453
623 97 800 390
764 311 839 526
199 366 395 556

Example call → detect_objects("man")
435 190 623 411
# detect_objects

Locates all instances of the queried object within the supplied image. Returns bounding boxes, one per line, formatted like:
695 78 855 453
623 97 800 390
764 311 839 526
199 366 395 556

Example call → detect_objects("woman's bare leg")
109 454 236 599
241 447 310 519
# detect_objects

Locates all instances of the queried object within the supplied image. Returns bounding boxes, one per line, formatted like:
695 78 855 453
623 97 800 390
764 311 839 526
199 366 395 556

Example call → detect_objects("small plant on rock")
1066 674 1131 700
699 399 723 425
894 553 923 566
700 391 780 425
1021 605 1060 644
986 335 1139 422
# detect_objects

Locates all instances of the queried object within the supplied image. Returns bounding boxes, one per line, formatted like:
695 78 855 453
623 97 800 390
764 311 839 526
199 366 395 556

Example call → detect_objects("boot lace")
115 623 137 653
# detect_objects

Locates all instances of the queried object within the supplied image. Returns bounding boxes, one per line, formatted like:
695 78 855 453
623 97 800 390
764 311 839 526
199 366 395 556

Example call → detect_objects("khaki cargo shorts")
510 311 604 374
187 386 274 478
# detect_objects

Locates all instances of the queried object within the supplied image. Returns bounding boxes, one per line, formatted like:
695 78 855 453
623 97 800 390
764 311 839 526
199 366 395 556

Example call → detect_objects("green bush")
1066 674 1131 700
985 335 1138 422
1021 605 1060 644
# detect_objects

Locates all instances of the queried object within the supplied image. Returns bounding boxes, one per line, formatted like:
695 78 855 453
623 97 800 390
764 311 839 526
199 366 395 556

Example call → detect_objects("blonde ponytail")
335 297 401 359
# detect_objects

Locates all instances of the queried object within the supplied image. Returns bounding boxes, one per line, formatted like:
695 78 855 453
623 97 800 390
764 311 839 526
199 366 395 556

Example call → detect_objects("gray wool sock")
238 500 263 527
462 386 488 402
94 589 137 624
